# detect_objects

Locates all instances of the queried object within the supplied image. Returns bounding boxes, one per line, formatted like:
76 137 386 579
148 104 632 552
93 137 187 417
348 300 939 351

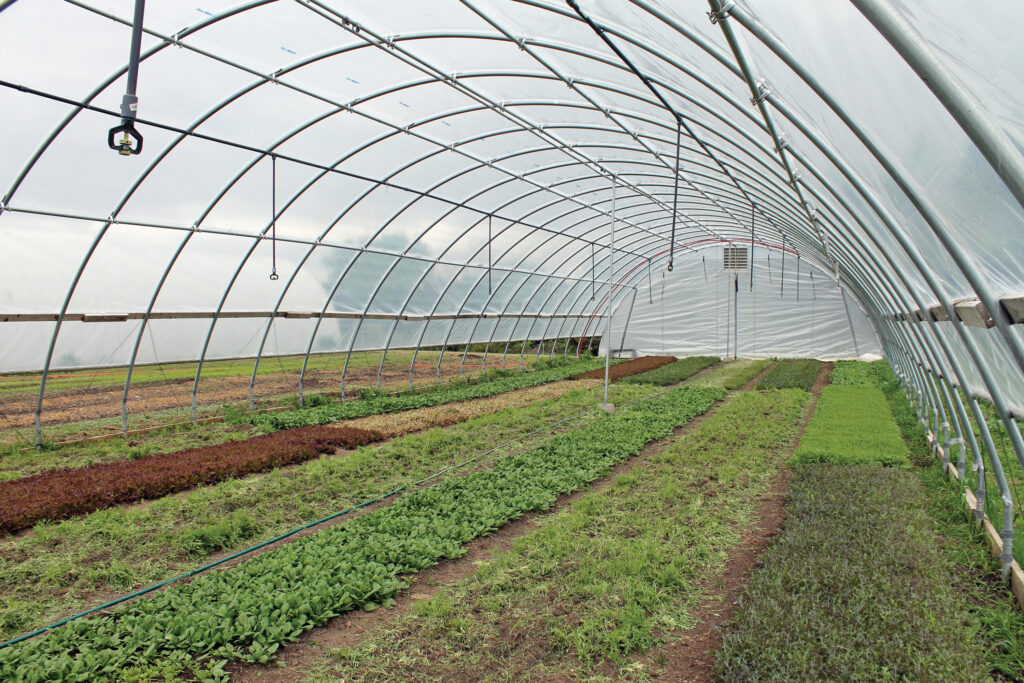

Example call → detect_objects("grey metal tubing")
850 0 1024 221
18 0 798 436
725 2 1024 474
24 10 811 423
708 0 1024 499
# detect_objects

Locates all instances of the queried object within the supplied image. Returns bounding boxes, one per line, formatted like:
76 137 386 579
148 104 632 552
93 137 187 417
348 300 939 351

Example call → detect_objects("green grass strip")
716 464 989 682
792 385 910 467
0 387 722 679
619 356 719 386
238 358 603 431
314 389 808 682
754 359 820 391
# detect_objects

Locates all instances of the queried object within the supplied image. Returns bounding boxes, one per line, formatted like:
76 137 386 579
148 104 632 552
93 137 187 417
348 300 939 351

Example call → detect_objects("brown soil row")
0 356 492 430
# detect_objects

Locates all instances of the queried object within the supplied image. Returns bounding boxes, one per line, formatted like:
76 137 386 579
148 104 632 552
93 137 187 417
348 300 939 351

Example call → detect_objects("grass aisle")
309 388 809 682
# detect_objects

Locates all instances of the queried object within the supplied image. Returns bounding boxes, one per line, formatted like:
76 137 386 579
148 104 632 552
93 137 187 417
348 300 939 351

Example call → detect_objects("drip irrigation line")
0 379 687 650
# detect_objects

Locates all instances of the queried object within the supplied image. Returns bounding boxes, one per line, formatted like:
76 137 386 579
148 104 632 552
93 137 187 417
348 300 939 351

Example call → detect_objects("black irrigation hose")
0 379 690 650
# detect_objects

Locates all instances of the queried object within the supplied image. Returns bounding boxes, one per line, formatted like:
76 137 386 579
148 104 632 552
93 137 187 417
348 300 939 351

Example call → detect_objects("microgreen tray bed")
0 426 383 534
0 386 722 679
792 385 909 467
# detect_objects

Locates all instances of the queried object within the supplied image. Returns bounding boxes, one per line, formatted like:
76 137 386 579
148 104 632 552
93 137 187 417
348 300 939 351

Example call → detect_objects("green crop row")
0 386 722 680
237 358 603 431
792 385 910 467
754 359 820 391
619 356 719 386
716 464 989 682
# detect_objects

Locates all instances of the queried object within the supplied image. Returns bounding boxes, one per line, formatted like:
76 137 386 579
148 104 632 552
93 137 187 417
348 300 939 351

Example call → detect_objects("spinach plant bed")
754 358 820 391
318 389 809 682
0 387 721 679
619 355 718 386
0 382 655 643
239 357 603 431
716 465 989 682
792 385 910 467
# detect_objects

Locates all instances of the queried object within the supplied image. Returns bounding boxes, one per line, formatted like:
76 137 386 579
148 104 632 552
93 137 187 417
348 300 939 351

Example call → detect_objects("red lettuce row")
0 425 382 534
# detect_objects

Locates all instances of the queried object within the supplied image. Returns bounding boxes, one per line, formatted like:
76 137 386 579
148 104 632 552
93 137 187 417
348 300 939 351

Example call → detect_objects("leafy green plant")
716 464 988 682
0 387 721 678
237 358 603 431
792 385 910 467
619 356 718 386
754 359 820 391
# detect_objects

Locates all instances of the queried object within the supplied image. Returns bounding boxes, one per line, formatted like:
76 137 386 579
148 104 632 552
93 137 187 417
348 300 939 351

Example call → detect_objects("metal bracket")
707 1 736 24
750 81 771 107
774 135 790 154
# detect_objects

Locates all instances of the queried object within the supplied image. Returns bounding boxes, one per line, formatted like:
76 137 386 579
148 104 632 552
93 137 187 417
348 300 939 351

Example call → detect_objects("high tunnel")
0 0 1023 472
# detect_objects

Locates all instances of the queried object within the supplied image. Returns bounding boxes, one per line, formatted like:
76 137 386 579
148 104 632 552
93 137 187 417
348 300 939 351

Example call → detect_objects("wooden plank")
954 298 996 328
1002 294 1024 324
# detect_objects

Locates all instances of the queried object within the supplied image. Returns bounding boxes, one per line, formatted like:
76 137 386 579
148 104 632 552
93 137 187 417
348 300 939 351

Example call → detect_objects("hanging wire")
269 154 279 281
647 258 653 304
487 214 492 295
796 252 801 301
590 243 595 300
668 118 682 272
702 254 707 282
780 235 786 297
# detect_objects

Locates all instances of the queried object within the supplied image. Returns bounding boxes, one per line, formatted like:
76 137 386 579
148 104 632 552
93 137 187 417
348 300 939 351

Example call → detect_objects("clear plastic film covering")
600 248 882 361
0 0 1020 425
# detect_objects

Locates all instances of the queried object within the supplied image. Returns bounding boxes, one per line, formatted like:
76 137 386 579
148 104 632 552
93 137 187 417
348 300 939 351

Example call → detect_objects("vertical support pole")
487 214 492 295
733 272 739 358
601 177 615 410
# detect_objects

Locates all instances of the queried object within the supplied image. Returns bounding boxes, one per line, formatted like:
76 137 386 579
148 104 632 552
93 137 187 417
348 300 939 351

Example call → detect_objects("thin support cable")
487 214 492 295
780 235 786 297
749 203 754 290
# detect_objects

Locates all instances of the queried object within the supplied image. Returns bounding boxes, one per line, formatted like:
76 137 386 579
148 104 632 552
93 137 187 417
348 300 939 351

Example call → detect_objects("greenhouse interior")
1 0 1023 679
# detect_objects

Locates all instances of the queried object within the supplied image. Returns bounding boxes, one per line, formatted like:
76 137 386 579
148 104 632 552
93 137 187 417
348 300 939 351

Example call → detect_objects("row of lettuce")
0 386 723 679
0 358 602 535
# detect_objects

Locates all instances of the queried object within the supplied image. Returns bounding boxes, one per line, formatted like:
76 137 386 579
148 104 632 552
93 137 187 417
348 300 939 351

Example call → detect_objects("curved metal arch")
19 0 1011 462
685 0 1024 446
37 16 814 427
